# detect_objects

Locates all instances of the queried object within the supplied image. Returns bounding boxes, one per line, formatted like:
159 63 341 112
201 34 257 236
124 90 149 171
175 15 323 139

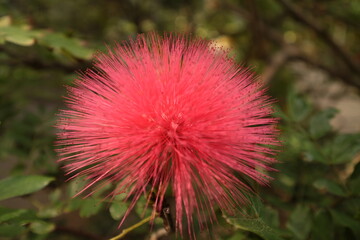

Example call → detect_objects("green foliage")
30 221 55 235
0 224 26 238
0 16 94 60
309 108 338 139
0 175 54 201
1 0 360 239
79 198 104 218
223 197 284 240
39 32 94 60
286 205 312 240
109 194 129 220
263 90 360 240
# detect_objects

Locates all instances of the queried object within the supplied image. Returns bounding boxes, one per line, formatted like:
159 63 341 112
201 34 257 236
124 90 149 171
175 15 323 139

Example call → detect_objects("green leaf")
0 35 5 44
0 207 29 223
324 134 360 164
109 200 129 220
67 177 88 197
224 214 283 240
341 198 360 221
0 207 37 224
37 206 61 218
309 108 337 139
39 32 94 59
0 26 37 46
135 195 152 217
92 181 113 197
49 188 61 203
79 198 103 217
311 210 333 240
287 90 311 122
223 197 282 240
330 210 360 236
303 140 326 163
0 175 54 201
65 198 83 211
313 179 347 197
30 221 55 234
261 206 280 228
286 205 312 240
0 224 25 237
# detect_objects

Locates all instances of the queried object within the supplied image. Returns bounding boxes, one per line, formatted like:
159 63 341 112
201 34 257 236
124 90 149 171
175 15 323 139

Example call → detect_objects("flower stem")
109 215 154 240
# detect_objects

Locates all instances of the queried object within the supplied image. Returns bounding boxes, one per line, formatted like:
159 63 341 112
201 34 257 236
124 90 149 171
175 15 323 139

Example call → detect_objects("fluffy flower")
56 33 278 236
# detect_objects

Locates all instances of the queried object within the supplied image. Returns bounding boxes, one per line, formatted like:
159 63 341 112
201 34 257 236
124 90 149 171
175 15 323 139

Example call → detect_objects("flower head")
57 33 278 236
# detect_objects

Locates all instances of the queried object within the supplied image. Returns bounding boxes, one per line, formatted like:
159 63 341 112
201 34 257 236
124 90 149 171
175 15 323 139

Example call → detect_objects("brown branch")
288 54 360 89
260 46 296 83
260 43 360 89
221 0 360 90
276 0 360 74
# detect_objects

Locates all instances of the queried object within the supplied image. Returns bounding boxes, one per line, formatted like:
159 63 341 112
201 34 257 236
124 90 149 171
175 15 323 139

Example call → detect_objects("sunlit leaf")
0 16 11 27
0 26 37 46
37 206 62 218
30 221 55 234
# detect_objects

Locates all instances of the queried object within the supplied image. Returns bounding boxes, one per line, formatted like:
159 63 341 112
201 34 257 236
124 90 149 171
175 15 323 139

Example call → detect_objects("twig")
109 215 154 240
276 0 360 74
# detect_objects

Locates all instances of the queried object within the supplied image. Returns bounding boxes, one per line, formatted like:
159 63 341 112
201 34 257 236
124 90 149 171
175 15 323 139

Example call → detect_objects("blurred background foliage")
0 0 360 239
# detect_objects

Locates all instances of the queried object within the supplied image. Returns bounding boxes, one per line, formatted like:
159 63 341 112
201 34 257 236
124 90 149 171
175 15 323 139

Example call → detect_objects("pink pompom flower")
56 33 278 236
